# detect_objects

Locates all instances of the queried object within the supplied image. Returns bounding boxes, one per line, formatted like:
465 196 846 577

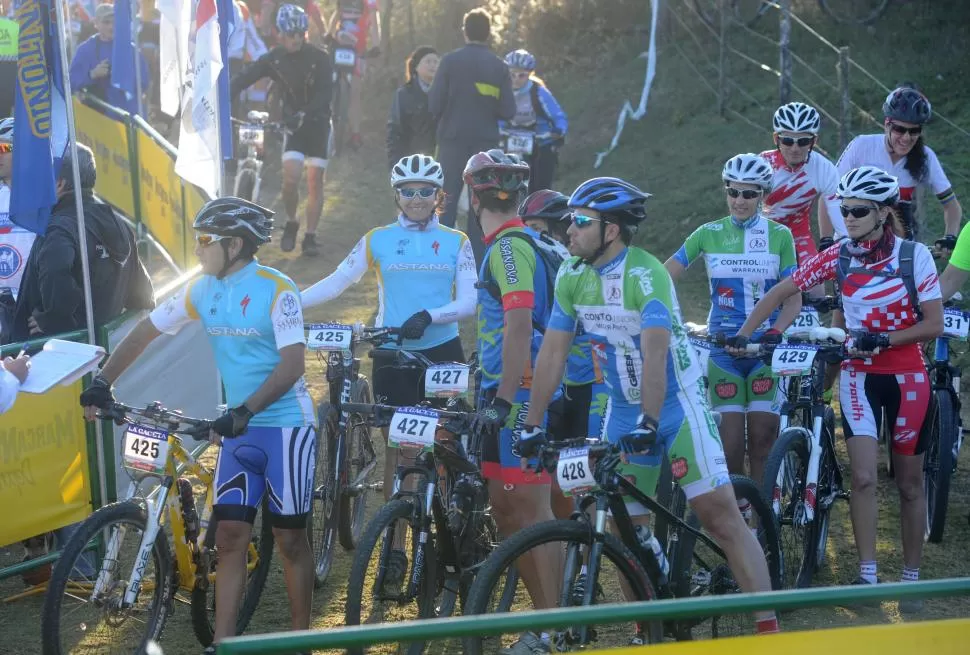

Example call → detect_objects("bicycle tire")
817 0 890 25
190 497 275 646
235 168 257 202
760 428 814 589
449 510 518 615
461 520 663 655
925 390 956 543
812 418 838 569
42 501 173 655
312 402 340 587
331 75 352 156
339 378 375 551
344 498 438 655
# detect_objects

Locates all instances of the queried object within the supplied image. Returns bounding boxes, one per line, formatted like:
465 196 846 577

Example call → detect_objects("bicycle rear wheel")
339 378 377 551
311 402 339 587
925 390 956 543
42 501 173 655
818 0 890 25
761 427 814 589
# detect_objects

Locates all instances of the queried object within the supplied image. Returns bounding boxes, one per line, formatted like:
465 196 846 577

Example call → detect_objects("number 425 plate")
123 423 170 474
306 323 353 351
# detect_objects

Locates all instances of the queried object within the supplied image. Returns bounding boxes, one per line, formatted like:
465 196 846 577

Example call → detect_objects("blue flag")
11 0 68 235
111 0 140 115
217 0 233 160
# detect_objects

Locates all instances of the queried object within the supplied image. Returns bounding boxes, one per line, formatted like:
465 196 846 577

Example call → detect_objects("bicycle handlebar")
801 294 841 313
99 401 213 440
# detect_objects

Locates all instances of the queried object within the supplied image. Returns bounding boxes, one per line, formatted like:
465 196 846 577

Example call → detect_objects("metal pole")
132 0 144 117
779 0 792 104
717 0 728 116
54 0 109 507
838 46 851 151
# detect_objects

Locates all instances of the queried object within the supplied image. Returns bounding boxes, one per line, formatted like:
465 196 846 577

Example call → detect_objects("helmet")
391 154 444 188
722 153 773 192
568 177 650 225
772 102 820 135
836 166 899 205
882 87 931 125
462 149 530 196
519 189 569 221
504 49 536 71
193 197 275 245
276 4 308 35
0 117 13 144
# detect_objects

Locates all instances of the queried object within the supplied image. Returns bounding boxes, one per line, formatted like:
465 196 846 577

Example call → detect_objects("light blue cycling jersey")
302 217 477 351
150 260 314 427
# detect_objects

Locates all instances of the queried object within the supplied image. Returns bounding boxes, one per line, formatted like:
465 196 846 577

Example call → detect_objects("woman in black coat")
386 45 439 169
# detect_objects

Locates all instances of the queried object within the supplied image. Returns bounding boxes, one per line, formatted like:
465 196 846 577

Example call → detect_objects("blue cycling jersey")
151 260 314 427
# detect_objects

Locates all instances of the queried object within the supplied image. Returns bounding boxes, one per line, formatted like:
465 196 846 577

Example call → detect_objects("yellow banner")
73 98 136 217
135 128 188 269
0 381 92 546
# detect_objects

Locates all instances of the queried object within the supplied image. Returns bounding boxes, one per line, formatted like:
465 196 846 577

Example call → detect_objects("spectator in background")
0 11 16 117
428 8 515 262
69 4 150 108
0 118 34 343
6 143 155 344
386 45 439 169
0 352 28 414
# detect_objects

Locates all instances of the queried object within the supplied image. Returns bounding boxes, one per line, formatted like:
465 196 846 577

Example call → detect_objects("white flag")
174 0 223 198
157 0 192 118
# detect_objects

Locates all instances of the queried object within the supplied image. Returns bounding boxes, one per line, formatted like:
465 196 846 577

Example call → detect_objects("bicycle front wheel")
925 390 956 543
761 427 814 589
42 501 173 655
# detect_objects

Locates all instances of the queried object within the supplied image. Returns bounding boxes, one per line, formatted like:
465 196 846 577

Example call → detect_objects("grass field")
3 2 970 652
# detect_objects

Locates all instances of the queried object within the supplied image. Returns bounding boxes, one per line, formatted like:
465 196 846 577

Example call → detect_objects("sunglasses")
777 135 815 147
569 212 602 228
0 143 11 154
839 204 878 219
889 122 922 137
196 233 228 247
511 72 530 79
726 187 762 200
398 186 437 199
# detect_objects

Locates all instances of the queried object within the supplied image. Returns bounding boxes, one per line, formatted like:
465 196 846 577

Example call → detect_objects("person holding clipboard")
0 349 28 413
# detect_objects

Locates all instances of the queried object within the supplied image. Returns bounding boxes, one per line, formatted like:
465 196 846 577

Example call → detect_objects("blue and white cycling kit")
499 80 568 147
151 260 316 523
301 216 477 350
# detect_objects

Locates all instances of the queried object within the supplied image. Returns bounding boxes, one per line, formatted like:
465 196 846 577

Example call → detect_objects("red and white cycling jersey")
836 134 952 202
791 234 941 374
759 149 844 263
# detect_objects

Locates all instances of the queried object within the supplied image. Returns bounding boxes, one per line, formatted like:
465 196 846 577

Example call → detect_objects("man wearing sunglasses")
759 102 845 264
518 177 781 643
81 197 318 652
836 86 962 248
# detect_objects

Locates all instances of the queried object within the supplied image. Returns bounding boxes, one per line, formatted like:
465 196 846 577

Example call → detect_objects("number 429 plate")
771 344 819 376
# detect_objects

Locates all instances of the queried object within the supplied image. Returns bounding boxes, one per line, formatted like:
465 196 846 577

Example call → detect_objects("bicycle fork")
772 417 824 525
408 481 436 598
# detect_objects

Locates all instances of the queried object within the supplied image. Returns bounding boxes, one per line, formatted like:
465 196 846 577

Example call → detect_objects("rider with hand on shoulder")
665 153 800 486
731 166 942 612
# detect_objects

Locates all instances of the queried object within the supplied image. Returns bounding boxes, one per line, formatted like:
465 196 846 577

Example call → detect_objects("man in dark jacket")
428 8 515 259
7 143 154 343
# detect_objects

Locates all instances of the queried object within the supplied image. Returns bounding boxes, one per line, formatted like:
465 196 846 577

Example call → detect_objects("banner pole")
132 0 145 117
55 0 110 508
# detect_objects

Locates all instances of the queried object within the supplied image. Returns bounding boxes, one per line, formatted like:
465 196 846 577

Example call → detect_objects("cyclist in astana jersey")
760 102 846 263
327 0 380 150
666 154 800 486
837 87 962 246
80 198 317 652
231 4 333 256
939 220 970 300
519 177 780 644
301 154 475 513
734 166 943 613
464 150 566 654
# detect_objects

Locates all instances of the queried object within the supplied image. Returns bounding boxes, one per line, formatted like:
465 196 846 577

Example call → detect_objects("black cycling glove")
80 374 115 409
401 310 433 340
212 405 254 438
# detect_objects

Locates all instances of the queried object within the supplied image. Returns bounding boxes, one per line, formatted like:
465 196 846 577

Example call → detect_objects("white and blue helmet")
505 49 536 71
276 4 308 35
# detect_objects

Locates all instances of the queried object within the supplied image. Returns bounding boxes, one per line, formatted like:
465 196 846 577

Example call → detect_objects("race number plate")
123 424 170 474
238 124 264 147
786 307 822 334
689 337 711 372
389 407 439 448
306 323 353 351
771 344 819 376
424 364 470 398
943 307 970 340
557 447 595 494
506 132 535 155
334 48 356 67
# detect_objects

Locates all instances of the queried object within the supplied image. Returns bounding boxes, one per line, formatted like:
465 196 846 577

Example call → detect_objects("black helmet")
882 87 931 125
519 189 569 221
463 149 531 196
193 197 274 246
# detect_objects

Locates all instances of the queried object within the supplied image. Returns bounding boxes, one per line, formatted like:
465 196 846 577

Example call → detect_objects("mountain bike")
344 401 517 655
327 40 380 158
499 126 556 160
41 402 273 654
231 111 290 203
461 439 781 652
921 301 967 542
694 0 893 28
759 326 850 589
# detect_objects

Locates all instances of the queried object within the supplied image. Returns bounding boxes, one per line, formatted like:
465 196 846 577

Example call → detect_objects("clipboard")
18 339 106 394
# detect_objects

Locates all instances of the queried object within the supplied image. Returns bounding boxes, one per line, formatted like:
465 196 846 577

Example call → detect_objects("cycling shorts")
482 387 551 486
708 347 782 414
213 426 317 528
553 381 608 440
839 368 930 457
601 382 730 515
283 119 330 168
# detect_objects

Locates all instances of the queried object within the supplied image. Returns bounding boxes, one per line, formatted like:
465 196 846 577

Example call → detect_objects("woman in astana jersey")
733 166 943 613
665 153 801 488
837 87 962 246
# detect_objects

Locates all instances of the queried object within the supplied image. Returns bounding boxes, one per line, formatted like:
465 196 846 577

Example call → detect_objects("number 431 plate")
771 344 819 376
943 307 970 340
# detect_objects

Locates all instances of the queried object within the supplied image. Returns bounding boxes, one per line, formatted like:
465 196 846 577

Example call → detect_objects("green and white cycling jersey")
950 221 970 272
548 247 705 406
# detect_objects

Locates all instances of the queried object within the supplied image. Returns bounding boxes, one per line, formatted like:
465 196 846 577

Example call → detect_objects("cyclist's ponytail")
902 136 928 185
884 203 908 238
